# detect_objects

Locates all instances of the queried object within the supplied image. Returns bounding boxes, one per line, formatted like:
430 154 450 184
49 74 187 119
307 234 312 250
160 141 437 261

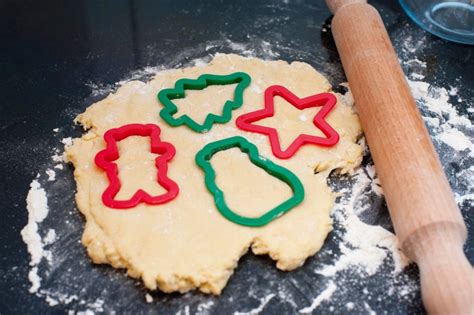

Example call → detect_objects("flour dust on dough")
66 54 363 294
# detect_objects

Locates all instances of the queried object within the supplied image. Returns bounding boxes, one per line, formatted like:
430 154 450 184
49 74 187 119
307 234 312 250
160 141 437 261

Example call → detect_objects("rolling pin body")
327 1 473 313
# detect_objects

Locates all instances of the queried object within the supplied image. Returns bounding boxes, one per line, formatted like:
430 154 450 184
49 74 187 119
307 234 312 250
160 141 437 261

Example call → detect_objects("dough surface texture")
66 54 363 294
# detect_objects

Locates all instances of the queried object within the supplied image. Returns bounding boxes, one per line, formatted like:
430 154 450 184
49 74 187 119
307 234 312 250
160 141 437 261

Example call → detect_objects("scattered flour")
21 180 49 293
298 282 337 313
408 80 471 127
317 163 410 278
438 129 472 152
66 298 105 315
43 229 57 245
192 58 209 67
234 294 275 315
46 169 56 181
346 302 355 310
409 73 425 80
61 137 73 148
224 38 280 59
408 79 474 193
196 301 215 314
52 149 65 163
364 302 377 315
86 298 104 312
51 146 66 171
448 86 458 96
46 295 60 306
176 305 190 315
456 193 474 204
27 267 42 294
145 293 153 303
20 140 102 310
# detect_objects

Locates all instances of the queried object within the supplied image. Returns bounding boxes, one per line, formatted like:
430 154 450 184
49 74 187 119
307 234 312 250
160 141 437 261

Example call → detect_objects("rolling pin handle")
404 225 473 315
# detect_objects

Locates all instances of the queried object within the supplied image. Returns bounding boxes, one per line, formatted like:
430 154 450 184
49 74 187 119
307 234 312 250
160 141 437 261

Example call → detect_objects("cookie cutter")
195 136 305 227
95 123 179 209
158 72 251 133
236 85 340 159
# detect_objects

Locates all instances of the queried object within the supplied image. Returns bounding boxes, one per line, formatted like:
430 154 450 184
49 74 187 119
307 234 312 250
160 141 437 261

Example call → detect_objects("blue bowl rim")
398 0 474 45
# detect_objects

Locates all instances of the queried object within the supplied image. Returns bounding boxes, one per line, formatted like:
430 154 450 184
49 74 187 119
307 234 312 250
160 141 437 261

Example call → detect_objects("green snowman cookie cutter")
158 72 251 133
195 136 305 227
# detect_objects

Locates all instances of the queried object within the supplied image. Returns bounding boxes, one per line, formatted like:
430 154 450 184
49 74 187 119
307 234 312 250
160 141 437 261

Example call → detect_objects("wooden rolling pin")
325 0 473 314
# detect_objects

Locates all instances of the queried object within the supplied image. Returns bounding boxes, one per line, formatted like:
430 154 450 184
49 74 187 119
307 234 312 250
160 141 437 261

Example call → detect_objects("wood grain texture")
325 0 366 14
327 1 473 314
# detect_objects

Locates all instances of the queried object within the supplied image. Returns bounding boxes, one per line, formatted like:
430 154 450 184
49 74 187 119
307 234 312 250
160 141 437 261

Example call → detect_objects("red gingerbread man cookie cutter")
95 123 179 209
236 85 340 159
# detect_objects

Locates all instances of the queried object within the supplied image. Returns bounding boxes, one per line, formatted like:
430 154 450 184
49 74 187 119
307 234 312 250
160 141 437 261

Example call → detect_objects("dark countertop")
0 0 472 314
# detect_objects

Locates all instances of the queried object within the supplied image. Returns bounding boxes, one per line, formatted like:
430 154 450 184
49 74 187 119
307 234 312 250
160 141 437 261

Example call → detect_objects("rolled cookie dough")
66 54 363 294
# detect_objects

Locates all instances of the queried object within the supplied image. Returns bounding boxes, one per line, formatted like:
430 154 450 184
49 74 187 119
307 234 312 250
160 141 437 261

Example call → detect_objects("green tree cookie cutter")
157 72 251 133
195 136 305 227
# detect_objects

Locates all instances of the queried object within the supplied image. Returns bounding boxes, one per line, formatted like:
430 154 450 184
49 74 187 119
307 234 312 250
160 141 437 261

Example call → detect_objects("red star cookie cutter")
94 123 179 209
236 85 340 159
